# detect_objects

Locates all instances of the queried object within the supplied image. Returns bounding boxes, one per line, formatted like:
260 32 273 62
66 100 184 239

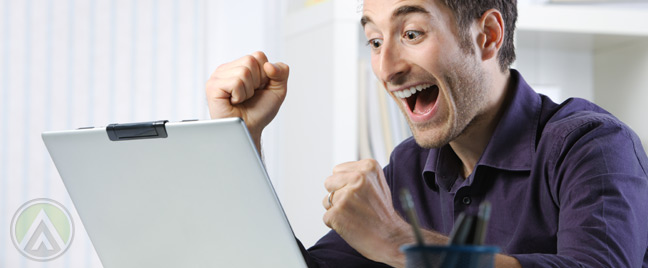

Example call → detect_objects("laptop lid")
42 118 307 268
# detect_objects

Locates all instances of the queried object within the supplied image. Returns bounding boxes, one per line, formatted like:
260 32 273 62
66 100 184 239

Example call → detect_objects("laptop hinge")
106 120 169 141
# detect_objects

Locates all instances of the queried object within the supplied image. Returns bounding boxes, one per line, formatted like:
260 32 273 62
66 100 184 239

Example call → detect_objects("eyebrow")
361 5 430 28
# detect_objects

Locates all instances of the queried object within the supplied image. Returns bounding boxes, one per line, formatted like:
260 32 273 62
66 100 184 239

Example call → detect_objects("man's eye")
404 30 422 40
366 39 383 49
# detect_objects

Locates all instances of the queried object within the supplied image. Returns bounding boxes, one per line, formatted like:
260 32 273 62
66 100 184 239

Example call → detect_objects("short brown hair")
440 0 517 71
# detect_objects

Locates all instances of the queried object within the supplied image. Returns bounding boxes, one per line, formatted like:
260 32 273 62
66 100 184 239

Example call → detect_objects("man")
205 0 648 267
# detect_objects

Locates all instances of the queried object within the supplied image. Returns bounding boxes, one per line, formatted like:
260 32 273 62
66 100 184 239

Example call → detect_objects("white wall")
278 0 362 247
594 38 648 151
281 25 337 247
515 31 594 103
515 30 648 152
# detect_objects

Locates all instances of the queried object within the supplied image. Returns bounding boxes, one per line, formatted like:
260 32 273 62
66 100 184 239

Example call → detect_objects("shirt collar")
423 70 540 190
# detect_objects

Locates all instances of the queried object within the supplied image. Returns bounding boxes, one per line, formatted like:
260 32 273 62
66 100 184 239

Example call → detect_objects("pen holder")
401 244 499 268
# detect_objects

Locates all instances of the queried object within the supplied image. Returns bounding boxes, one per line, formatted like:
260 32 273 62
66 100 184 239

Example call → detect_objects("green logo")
11 198 74 261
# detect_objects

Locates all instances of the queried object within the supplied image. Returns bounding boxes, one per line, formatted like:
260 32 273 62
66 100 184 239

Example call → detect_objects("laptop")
42 118 307 268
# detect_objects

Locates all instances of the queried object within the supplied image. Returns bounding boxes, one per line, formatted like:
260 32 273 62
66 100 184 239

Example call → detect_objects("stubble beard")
405 55 487 149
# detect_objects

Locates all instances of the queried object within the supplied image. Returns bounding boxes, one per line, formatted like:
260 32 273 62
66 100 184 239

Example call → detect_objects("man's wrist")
253 137 262 155
380 219 415 268
248 130 263 154
495 254 522 268
384 224 450 268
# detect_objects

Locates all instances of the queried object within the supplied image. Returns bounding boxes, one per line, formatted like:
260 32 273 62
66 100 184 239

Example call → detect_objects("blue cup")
401 244 499 268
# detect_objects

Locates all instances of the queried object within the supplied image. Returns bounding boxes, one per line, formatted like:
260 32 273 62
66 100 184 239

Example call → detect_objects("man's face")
362 0 489 148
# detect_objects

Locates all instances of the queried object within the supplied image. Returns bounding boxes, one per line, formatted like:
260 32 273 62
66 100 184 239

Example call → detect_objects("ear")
476 9 504 62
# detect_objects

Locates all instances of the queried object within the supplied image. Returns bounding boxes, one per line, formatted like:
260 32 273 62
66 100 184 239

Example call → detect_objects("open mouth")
392 84 439 115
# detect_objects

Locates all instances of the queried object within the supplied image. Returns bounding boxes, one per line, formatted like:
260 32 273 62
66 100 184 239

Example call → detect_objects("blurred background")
1 0 647 267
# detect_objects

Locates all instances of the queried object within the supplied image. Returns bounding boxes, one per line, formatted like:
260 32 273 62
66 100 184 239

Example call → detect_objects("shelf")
517 4 648 36
516 30 648 53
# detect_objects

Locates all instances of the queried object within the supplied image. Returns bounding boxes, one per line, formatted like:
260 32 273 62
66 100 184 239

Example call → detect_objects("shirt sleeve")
512 113 648 267
301 230 393 268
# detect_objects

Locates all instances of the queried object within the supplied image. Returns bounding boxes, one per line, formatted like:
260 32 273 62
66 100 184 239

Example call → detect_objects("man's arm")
314 116 648 267
511 114 648 267
319 159 522 268
205 51 289 153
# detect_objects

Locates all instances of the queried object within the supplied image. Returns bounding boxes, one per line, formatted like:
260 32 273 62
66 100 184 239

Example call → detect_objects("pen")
399 188 433 268
399 188 425 246
474 201 492 245
447 212 474 245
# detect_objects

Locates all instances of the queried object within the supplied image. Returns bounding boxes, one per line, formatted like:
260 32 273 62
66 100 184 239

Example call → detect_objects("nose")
374 39 408 85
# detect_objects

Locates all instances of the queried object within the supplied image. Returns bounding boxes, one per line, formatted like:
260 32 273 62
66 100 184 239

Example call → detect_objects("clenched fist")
322 159 412 267
205 51 289 150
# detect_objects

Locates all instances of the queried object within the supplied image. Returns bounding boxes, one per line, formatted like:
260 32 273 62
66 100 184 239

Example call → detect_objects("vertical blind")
0 0 209 266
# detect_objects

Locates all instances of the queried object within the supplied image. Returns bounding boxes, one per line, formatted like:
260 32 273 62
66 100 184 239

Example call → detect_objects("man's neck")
450 69 512 178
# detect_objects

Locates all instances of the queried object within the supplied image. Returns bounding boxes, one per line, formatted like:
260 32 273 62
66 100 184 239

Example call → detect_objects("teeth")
392 84 432 99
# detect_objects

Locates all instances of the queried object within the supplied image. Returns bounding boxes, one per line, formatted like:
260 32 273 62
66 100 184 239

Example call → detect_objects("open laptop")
42 118 307 268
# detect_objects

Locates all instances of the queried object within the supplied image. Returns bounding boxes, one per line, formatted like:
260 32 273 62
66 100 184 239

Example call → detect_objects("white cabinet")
515 3 648 150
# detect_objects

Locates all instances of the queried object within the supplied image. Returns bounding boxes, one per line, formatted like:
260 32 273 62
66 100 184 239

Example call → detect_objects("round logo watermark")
10 198 74 261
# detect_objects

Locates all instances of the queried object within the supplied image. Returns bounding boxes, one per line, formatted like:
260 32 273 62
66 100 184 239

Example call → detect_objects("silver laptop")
42 118 307 268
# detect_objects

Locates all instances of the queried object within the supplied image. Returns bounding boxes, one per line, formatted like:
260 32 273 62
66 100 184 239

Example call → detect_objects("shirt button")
462 196 472 205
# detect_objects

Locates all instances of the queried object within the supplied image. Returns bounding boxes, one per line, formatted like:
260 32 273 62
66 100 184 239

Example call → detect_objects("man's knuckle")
241 55 256 66
324 177 333 190
206 80 228 96
348 172 366 188
252 51 267 61
360 159 378 171
214 63 227 72
337 195 351 209
368 159 379 168
236 67 251 80
233 78 244 88
323 212 333 227
332 164 344 174
350 171 363 180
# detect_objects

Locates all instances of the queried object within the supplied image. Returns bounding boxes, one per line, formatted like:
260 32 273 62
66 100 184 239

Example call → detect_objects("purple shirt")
300 70 648 267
